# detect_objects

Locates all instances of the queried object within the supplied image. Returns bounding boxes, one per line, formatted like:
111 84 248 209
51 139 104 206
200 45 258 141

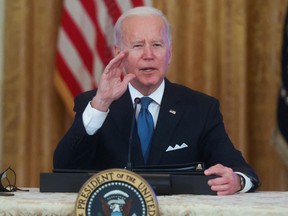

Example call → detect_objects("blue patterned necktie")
137 97 154 163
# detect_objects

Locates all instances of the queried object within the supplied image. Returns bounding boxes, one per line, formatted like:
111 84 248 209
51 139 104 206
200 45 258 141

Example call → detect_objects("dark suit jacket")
53 79 259 191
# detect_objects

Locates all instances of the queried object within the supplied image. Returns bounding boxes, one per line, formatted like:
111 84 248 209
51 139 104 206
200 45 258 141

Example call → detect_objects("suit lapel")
109 90 145 165
109 90 133 144
148 80 184 165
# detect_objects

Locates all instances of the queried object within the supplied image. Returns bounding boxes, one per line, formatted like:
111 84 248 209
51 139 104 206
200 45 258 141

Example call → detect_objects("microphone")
126 97 141 171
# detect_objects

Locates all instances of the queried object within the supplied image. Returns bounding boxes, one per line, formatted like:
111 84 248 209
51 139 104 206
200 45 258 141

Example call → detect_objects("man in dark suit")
53 6 260 195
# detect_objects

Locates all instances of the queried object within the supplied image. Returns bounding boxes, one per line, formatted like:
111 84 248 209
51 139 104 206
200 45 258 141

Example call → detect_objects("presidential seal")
75 169 159 216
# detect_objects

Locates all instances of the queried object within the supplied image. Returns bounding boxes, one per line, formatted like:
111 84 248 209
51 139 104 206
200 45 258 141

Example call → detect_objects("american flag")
275 7 288 167
55 0 152 114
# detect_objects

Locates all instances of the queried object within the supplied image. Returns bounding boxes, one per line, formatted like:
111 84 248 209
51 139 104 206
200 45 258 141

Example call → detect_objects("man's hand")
204 164 242 195
91 50 136 111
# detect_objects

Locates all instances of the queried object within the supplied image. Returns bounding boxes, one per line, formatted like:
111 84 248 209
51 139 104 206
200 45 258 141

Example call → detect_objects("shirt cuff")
82 101 109 135
235 172 253 193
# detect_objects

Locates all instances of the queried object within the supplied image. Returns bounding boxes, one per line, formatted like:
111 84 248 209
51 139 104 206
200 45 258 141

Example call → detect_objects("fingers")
204 164 231 176
93 50 134 112
208 177 234 195
205 164 239 195
104 50 128 75
122 73 136 86
94 50 134 109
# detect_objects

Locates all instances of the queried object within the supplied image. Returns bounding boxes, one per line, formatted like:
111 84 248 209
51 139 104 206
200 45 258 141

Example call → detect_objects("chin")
142 79 159 87
143 75 162 84
133 75 162 88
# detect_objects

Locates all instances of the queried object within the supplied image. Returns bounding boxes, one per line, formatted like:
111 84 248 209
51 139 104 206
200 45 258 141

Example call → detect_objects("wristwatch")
238 174 246 191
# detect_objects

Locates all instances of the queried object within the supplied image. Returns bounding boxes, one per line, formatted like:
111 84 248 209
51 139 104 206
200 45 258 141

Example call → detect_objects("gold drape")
2 0 288 190
2 0 66 186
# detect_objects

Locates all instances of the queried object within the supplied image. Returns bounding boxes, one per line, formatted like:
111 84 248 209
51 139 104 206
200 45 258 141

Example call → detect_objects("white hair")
114 6 172 47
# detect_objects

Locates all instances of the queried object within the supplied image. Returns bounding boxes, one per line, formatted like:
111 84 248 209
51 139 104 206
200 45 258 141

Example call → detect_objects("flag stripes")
55 0 152 114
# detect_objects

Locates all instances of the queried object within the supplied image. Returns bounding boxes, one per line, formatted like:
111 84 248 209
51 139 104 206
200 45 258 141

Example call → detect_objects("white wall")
0 0 5 168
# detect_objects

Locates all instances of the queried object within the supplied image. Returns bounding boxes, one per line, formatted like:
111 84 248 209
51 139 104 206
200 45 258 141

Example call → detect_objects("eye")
153 42 163 48
132 43 143 48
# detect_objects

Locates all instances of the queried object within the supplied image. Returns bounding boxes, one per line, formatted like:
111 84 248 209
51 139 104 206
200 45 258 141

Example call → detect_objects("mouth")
139 67 157 72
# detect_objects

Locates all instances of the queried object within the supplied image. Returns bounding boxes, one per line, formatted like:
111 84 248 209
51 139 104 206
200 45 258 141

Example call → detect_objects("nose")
142 45 154 59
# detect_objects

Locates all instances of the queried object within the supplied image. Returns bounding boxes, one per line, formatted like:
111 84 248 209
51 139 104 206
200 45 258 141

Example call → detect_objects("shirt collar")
128 80 165 105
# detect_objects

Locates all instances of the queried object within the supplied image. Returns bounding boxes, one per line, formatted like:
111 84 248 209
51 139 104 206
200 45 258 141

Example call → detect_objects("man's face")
116 15 172 95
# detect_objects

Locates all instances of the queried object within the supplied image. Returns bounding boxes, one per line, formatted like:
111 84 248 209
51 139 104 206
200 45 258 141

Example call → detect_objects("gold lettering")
145 196 154 204
147 203 155 210
95 176 102 184
87 183 94 191
77 199 86 209
125 174 136 183
93 172 114 185
117 173 124 178
90 179 99 188
138 182 151 197
101 172 113 182
83 187 92 197
80 191 88 199
148 210 156 215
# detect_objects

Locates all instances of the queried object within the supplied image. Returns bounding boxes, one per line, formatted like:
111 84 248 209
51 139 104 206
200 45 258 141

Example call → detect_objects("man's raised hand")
91 50 136 112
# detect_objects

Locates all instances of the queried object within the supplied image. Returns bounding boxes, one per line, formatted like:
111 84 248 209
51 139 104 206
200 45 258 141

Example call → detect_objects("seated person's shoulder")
170 82 218 105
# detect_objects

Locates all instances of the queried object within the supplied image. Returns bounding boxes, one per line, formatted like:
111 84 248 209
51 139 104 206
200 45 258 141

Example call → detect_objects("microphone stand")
126 97 141 171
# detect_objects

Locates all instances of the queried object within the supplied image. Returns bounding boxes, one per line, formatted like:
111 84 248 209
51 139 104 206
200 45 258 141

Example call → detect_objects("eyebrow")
131 40 144 44
131 39 164 44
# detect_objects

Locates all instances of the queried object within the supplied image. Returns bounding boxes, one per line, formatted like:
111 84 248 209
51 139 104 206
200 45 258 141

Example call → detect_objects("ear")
168 44 172 64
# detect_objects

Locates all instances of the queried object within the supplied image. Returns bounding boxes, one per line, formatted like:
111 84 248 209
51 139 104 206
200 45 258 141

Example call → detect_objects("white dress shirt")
129 81 164 128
